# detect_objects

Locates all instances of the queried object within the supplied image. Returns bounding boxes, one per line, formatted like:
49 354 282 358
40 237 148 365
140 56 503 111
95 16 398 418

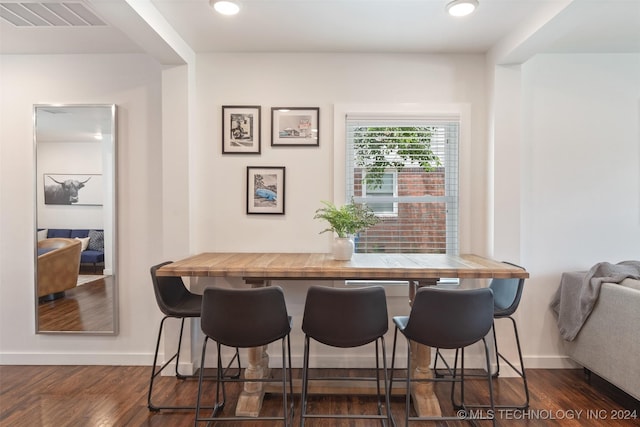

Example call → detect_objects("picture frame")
271 107 319 147
222 105 261 154
246 166 285 215
43 173 103 206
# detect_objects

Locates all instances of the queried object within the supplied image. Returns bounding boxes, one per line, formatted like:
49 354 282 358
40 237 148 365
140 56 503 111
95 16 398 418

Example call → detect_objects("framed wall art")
43 173 103 206
246 166 285 214
271 107 319 147
222 105 261 154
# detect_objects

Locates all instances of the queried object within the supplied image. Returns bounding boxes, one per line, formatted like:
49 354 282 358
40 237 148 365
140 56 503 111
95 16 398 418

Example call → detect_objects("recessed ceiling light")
446 0 478 17
210 0 240 16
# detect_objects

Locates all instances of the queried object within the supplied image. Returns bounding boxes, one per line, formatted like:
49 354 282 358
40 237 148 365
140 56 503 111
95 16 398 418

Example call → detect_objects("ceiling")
1 0 639 62
35 105 114 143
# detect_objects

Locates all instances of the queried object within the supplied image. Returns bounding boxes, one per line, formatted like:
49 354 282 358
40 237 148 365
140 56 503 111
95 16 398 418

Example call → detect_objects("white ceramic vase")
333 237 354 260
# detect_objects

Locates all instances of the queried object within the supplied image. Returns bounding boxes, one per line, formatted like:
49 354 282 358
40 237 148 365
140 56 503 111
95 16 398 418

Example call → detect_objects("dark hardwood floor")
1 366 638 426
37 275 114 332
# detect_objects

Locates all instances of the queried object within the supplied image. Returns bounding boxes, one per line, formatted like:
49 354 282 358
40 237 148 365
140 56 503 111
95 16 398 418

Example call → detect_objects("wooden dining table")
157 252 529 417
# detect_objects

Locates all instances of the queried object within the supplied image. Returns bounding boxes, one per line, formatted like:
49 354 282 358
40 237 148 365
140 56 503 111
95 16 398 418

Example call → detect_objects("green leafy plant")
314 200 379 238
353 126 441 189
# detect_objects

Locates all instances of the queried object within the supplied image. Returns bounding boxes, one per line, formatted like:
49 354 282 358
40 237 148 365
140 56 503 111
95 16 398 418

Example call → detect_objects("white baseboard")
0 352 152 366
0 352 580 373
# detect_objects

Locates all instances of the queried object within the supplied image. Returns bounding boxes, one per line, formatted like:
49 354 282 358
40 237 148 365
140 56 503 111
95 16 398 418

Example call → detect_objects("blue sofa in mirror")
38 228 104 272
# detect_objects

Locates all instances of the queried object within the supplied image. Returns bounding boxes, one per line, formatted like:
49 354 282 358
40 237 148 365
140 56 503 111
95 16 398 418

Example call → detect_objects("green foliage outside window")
353 126 442 189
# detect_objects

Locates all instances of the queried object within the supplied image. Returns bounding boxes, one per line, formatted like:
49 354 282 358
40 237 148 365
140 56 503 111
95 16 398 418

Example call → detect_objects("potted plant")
314 200 378 260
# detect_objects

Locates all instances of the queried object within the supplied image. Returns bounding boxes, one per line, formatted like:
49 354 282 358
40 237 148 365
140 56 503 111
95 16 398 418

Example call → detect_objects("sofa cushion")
88 230 104 251
70 229 90 238
81 250 104 264
75 237 90 251
48 229 71 238
37 229 48 241
620 278 640 291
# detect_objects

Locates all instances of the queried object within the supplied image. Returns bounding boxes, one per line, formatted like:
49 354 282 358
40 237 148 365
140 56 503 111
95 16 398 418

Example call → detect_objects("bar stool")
147 261 240 411
389 287 496 426
300 285 392 426
195 286 294 426
434 262 529 409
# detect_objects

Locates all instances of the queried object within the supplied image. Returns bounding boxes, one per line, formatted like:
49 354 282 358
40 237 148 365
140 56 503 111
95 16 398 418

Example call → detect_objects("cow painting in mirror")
34 105 118 335
44 175 91 204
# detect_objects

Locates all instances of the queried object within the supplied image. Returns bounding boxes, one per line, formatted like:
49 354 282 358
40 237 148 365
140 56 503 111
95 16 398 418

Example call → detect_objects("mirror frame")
33 104 118 335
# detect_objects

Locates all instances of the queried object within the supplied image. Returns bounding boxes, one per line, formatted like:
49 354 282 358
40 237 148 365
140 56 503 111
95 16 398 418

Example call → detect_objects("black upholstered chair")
147 261 240 411
300 285 391 426
389 287 496 426
434 262 529 409
195 286 294 426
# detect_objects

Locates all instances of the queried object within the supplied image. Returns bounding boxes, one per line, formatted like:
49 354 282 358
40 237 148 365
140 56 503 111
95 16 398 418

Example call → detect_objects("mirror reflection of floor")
77 274 106 286
38 275 114 333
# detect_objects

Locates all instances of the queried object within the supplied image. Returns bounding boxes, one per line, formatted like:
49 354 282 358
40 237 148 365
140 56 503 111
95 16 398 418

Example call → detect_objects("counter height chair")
300 285 392 427
148 261 241 411
389 287 496 426
434 262 529 410
195 286 294 426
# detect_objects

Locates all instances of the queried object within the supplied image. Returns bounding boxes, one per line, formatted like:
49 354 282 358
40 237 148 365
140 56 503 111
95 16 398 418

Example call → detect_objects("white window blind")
363 170 397 216
346 116 459 255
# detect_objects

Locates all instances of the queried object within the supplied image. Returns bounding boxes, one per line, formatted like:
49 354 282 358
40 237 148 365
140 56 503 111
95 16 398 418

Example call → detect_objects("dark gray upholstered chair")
195 286 294 426
300 285 391 426
434 262 529 409
148 261 240 411
389 287 496 426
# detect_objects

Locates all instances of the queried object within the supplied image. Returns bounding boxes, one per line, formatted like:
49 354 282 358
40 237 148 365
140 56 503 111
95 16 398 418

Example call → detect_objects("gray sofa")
563 278 640 400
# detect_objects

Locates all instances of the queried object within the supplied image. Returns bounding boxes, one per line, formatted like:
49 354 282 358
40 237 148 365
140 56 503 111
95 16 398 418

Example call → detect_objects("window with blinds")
346 116 459 255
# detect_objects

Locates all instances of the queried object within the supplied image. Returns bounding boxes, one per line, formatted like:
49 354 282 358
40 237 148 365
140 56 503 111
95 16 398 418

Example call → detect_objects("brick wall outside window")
354 167 447 254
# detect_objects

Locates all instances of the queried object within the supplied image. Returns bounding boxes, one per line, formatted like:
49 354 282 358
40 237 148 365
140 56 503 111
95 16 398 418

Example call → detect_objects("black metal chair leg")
405 340 412 426
492 324 500 377
195 338 225 426
147 316 169 411
281 335 295 426
379 336 392 427
371 337 390 426
483 338 497 427
148 316 199 411
148 316 237 411
496 316 529 409
215 343 227 410
300 336 311 427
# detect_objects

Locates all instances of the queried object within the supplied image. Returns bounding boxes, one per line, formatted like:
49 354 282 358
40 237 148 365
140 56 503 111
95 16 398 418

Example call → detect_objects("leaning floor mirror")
34 104 118 334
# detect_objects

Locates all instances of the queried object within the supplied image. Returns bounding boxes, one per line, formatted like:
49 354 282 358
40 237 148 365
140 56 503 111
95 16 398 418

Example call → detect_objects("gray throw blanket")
550 260 640 341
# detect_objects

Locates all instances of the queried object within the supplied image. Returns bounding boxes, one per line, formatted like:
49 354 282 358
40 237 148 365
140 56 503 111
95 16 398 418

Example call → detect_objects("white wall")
193 53 488 255
36 142 103 228
1 52 490 368
518 53 640 366
190 53 489 367
0 54 165 364
3 51 635 371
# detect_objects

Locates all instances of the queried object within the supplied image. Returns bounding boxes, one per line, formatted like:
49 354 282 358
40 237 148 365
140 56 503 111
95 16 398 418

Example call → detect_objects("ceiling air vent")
0 2 106 26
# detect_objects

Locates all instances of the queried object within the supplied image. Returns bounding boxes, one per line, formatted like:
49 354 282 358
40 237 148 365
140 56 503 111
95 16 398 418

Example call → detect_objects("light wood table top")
156 252 529 281
157 251 528 419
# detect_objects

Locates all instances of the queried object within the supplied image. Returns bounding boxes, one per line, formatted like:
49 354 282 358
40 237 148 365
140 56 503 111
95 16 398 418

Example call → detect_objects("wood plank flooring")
1 366 638 426
37 275 115 332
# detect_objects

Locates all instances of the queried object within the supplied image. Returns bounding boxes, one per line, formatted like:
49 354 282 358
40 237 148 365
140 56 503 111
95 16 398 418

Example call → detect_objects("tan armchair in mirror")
37 238 82 302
